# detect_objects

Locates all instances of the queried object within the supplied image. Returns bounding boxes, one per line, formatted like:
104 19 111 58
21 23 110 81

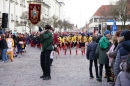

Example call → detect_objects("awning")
106 22 130 25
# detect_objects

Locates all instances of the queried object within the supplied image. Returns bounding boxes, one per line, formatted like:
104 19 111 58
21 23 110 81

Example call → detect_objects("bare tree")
116 0 130 29
57 20 63 32
50 15 58 30
109 2 119 21
20 11 33 33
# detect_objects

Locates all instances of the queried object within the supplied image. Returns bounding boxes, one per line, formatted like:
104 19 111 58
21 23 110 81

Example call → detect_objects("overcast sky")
64 0 117 28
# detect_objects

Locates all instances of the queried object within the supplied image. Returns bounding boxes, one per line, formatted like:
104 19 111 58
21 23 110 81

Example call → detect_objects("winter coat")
40 30 53 51
114 40 130 77
96 44 110 64
115 61 130 86
96 36 111 64
1 38 8 49
115 71 130 86
86 41 98 60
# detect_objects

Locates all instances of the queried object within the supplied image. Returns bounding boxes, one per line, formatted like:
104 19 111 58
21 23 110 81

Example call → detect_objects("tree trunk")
123 20 126 29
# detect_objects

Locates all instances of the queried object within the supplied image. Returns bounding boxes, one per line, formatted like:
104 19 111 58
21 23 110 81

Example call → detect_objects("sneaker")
4 61 8 63
1 61 4 63
90 76 94 79
43 76 51 80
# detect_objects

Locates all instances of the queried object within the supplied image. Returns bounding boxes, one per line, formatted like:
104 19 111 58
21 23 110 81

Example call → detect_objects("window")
94 18 99 22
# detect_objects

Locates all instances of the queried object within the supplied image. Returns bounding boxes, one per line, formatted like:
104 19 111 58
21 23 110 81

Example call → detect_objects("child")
115 57 130 86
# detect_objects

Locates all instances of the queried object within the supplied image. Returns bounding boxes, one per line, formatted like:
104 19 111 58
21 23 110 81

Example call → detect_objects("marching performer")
80 34 86 55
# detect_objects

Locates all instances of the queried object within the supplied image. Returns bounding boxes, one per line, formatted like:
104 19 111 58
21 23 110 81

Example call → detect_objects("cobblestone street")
0 46 112 86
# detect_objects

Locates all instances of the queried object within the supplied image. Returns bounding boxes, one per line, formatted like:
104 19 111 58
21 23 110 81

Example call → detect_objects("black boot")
97 76 102 82
43 76 51 80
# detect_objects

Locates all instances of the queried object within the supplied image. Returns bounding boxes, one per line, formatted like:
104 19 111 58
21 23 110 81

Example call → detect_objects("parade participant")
17 34 23 54
58 36 63 51
12 33 18 57
86 35 99 79
86 33 92 46
36 32 41 49
40 25 53 80
63 36 68 55
67 35 73 55
80 34 86 55
96 30 112 82
6 34 14 62
74 35 80 55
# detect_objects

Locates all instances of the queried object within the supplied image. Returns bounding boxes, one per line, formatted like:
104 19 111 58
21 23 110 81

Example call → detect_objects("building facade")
0 0 65 33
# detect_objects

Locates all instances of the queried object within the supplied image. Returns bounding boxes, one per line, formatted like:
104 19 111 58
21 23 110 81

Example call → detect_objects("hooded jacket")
96 36 111 64
115 62 130 86
114 40 130 77
115 71 130 86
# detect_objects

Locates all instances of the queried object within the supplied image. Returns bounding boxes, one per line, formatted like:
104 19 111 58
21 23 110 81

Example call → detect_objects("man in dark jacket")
40 25 53 80
114 31 130 78
86 35 98 79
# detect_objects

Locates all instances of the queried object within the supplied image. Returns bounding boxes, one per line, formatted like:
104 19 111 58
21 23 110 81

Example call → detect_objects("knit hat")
120 29 128 37
124 31 130 41
104 30 110 35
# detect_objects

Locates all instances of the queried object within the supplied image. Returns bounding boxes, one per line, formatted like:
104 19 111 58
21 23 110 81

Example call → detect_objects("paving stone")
0 46 112 86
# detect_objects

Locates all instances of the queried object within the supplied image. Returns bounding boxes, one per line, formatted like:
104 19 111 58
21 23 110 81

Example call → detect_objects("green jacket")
96 36 110 64
40 31 53 51
96 45 109 64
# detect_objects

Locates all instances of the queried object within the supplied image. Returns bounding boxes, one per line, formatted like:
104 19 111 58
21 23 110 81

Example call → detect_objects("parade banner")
29 4 41 25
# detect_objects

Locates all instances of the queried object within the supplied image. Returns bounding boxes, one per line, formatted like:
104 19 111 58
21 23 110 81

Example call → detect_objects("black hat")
44 25 52 29
124 31 130 41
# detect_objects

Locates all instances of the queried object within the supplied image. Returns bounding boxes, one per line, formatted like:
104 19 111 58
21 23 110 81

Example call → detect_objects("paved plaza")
0 46 112 86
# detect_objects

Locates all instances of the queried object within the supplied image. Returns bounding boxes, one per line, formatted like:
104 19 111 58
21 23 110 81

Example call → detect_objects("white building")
0 0 65 33
0 0 29 33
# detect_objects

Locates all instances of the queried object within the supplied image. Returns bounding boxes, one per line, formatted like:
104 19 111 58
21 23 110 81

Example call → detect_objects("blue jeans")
18 44 22 53
2 49 7 61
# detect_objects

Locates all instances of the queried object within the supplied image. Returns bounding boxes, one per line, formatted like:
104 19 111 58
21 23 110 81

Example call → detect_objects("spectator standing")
96 30 112 82
115 54 130 86
114 31 130 78
86 35 99 79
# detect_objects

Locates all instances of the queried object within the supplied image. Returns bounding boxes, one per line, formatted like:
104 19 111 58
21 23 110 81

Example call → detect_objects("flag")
29 4 41 25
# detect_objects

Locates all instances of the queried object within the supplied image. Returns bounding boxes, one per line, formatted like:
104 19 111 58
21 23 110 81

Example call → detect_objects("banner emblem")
29 4 41 25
